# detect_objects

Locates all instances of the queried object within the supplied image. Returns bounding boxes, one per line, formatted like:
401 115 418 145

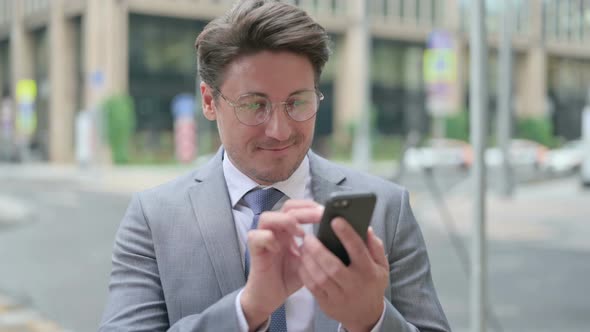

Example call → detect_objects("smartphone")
317 191 377 265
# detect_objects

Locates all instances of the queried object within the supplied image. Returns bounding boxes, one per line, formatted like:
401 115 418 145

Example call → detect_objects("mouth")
257 143 294 153
259 145 291 152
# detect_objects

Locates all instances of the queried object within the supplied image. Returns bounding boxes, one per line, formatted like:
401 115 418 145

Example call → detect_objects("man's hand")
298 219 389 332
240 200 323 330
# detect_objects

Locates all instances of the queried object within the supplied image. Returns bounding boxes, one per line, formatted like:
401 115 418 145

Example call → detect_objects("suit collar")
188 148 351 297
189 148 246 295
308 150 349 204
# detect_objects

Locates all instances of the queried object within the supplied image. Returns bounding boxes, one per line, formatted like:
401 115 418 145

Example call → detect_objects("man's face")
201 51 317 185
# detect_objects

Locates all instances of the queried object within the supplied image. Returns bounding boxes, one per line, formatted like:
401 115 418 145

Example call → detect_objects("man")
99 1 450 331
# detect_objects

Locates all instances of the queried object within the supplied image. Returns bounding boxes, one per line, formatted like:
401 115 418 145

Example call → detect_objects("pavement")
0 293 65 332
0 159 397 332
1 160 588 331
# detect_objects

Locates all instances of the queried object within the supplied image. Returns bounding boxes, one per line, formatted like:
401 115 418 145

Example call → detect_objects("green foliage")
516 116 556 147
103 94 136 164
444 110 469 141
372 134 403 161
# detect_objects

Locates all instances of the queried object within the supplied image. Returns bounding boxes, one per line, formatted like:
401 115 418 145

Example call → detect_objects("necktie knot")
243 188 285 215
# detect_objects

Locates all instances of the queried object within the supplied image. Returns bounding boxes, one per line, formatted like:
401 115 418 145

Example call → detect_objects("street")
0 165 589 332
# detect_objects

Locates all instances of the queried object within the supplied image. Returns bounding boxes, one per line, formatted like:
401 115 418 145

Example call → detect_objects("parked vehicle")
542 140 585 174
581 156 590 187
486 139 549 169
403 138 473 170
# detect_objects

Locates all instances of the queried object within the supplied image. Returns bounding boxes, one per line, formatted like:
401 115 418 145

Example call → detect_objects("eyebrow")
239 89 312 98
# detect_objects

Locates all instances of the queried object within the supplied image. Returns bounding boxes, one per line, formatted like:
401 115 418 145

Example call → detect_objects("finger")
289 236 301 257
301 234 348 290
300 237 343 298
285 206 324 225
248 229 280 255
331 218 373 269
367 227 388 269
258 211 305 237
298 261 328 300
281 199 321 212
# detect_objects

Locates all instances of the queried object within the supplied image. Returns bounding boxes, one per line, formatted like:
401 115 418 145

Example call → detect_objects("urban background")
0 0 589 163
0 0 589 332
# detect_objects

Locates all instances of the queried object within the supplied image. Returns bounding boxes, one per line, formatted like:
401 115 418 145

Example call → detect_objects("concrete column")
84 0 129 164
49 0 76 162
517 0 547 117
333 37 350 145
84 0 128 109
519 48 547 116
446 0 466 114
10 1 34 92
334 5 369 146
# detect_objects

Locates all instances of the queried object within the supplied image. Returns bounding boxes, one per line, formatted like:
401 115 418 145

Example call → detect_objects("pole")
351 0 372 172
469 1 488 332
497 0 514 197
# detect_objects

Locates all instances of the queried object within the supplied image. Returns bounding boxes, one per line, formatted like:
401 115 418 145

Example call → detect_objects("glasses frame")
214 88 324 126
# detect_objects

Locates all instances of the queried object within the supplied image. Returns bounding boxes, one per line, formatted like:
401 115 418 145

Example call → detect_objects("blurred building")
0 0 589 162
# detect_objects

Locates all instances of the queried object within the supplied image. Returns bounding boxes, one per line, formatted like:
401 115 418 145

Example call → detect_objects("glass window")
129 15 206 133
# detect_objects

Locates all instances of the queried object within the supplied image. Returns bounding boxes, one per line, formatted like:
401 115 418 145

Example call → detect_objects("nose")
264 103 293 141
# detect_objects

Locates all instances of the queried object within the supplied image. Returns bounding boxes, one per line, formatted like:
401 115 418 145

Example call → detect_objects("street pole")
351 0 372 172
497 0 514 197
469 1 488 332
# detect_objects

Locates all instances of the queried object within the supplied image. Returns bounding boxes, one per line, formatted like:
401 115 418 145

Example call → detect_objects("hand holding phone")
316 192 376 265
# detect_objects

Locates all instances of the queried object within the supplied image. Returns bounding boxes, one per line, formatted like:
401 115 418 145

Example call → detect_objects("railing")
0 0 12 26
544 0 590 44
370 0 444 28
23 0 49 16
460 0 531 39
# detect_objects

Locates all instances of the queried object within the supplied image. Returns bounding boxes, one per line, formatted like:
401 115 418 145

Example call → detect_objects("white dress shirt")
223 152 384 332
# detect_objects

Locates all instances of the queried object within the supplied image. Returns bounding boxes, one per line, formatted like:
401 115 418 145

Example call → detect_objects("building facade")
0 0 589 163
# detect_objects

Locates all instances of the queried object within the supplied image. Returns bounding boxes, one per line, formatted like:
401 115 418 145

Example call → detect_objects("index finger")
281 199 322 212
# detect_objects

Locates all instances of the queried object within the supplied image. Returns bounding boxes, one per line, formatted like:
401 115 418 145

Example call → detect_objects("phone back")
317 192 376 265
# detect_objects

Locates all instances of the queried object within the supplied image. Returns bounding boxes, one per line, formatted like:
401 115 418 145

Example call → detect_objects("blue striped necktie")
243 188 288 332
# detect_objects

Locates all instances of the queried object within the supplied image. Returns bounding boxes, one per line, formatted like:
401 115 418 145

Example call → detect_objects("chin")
254 170 292 184
252 162 299 184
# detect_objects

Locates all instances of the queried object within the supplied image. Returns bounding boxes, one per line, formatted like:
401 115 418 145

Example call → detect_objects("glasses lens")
235 94 269 125
285 91 319 122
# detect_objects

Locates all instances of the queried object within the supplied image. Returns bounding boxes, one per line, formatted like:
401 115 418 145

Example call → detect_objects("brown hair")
195 0 331 91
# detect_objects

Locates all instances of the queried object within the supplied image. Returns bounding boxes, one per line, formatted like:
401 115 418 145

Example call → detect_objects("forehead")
220 51 316 97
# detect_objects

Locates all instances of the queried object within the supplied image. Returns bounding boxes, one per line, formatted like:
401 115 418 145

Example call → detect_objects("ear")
200 82 217 121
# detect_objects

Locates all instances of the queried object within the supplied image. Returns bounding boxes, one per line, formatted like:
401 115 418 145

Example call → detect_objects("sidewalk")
0 159 399 194
0 294 68 332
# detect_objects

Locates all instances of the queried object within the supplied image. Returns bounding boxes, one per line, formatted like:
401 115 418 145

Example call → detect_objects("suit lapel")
308 151 350 234
188 149 246 296
187 150 351 327
308 152 351 330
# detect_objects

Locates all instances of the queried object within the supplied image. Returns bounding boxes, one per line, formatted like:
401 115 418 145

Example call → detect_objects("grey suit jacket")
99 149 450 332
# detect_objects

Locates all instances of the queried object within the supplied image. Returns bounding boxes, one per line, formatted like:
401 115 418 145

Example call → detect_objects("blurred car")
486 139 549 169
403 138 473 170
581 155 590 187
542 140 585 174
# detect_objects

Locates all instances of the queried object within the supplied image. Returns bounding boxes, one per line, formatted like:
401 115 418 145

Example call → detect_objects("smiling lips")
260 145 291 152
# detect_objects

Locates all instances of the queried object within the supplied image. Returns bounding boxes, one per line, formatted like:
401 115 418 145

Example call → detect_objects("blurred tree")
516 116 556 147
445 110 469 141
103 95 136 164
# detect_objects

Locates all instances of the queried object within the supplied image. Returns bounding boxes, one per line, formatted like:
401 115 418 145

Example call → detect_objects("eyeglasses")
215 89 324 126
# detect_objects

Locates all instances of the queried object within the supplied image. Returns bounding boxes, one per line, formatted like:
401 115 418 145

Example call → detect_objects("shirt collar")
222 151 310 207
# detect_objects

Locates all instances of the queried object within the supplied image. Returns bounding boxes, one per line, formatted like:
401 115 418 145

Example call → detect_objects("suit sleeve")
379 189 451 332
99 194 243 332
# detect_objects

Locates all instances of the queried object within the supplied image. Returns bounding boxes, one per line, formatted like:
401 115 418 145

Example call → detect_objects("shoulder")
130 166 207 222
309 152 407 199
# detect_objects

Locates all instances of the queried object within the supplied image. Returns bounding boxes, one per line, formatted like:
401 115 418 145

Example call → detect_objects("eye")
288 98 309 109
242 102 264 110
